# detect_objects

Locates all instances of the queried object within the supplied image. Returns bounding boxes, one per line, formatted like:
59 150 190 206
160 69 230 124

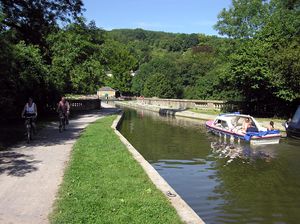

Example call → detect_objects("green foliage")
100 39 138 93
214 0 300 114
133 55 183 98
50 116 182 224
48 22 106 94
1 0 83 47
0 40 50 117
269 41 300 101
0 0 85 118
70 58 105 93
143 73 177 98
214 0 270 38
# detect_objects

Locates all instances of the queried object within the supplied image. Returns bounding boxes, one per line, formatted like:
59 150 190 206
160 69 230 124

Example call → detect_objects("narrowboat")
286 106 300 139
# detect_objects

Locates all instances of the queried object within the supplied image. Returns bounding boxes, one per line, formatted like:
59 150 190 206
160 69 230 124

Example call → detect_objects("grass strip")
50 115 182 224
189 108 220 115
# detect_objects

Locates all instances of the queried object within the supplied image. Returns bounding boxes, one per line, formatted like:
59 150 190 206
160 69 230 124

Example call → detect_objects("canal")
118 107 300 224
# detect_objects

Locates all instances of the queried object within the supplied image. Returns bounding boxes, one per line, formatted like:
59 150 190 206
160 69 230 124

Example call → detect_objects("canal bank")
114 101 286 132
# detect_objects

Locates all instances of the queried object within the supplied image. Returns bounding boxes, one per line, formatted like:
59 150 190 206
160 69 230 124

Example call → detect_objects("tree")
143 73 177 98
214 0 300 115
0 40 50 117
1 0 83 48
70 58 106 93
48 22 106 94
100 39 137 94
269 40 300 101
132 54 182 97
214 0 270 38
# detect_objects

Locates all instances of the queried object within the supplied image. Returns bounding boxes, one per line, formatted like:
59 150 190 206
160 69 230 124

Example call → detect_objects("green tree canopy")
1 0 83 47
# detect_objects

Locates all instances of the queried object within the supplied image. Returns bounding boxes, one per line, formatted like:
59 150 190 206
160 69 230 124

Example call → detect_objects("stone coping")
138 98 226 103
112 114 205 224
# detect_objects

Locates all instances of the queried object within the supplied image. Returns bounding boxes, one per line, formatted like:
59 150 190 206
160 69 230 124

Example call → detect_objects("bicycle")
59 112 66 133
24 116 35 143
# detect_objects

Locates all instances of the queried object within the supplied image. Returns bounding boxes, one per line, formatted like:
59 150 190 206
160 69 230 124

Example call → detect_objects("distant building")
105 71 113 77
97 86 116 99
130 70 136 77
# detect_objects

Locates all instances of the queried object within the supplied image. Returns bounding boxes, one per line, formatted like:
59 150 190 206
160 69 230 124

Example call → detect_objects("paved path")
0 105 119 224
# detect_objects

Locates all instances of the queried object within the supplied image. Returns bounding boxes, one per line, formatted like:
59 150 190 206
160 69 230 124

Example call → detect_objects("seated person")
242 118 251 133
268 121 275 131
242 117 260 133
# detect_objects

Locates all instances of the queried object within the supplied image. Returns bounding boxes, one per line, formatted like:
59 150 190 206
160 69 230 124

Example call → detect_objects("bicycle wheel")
62 117 66 130
59 119 62 132
27 125 31 143
59 116 65 132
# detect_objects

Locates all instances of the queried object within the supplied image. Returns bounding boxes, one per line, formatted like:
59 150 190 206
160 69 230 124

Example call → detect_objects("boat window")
214 119 222 126
221 120 228 128
235 117 244 126
250 118 256 128
231 117 239 126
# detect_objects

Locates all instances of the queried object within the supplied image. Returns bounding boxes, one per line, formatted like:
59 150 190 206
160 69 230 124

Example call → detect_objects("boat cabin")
213 114 263 132
207 113 281 145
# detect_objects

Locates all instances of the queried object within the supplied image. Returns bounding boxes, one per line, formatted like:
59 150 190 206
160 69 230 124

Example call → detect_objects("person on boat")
242 118 251 133
268 121 275 131
283 117 292 129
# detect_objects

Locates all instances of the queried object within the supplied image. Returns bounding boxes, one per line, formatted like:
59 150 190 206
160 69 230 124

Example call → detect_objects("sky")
82 0 232 35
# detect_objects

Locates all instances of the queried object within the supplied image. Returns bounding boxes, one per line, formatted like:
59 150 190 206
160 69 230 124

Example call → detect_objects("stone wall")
136 98 233 111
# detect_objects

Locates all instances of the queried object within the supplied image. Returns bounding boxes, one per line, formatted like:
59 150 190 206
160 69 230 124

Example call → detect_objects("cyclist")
57 97 70 130
21 97 37 133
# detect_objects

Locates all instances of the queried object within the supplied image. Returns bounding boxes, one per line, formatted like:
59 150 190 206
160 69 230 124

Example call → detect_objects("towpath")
0 104 119 224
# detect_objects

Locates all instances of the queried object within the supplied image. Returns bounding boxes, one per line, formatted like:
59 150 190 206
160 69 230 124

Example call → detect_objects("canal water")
118 107 300 224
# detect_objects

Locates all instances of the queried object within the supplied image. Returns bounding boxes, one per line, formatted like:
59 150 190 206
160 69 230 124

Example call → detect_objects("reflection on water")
118 106 300 224
210 139 274 164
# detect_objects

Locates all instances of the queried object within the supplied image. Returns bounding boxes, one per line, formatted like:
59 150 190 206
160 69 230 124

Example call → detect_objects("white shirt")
25 103 36 114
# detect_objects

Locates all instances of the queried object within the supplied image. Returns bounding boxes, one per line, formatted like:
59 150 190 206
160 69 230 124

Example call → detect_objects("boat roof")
214 113 258 124
218 112 251 118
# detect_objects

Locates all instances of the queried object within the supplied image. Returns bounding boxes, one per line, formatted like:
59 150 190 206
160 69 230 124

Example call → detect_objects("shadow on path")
29 108 121 146
0 107 121 177
0 151 40 177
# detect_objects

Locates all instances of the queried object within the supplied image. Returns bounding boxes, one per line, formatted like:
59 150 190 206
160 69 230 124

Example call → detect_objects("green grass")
255 117 285 123
50 115 182 224
189 109 285 121
188 108 221 115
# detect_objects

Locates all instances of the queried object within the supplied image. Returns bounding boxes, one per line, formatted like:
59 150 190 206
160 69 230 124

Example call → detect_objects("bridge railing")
67 99 101 111
136 98 239 111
